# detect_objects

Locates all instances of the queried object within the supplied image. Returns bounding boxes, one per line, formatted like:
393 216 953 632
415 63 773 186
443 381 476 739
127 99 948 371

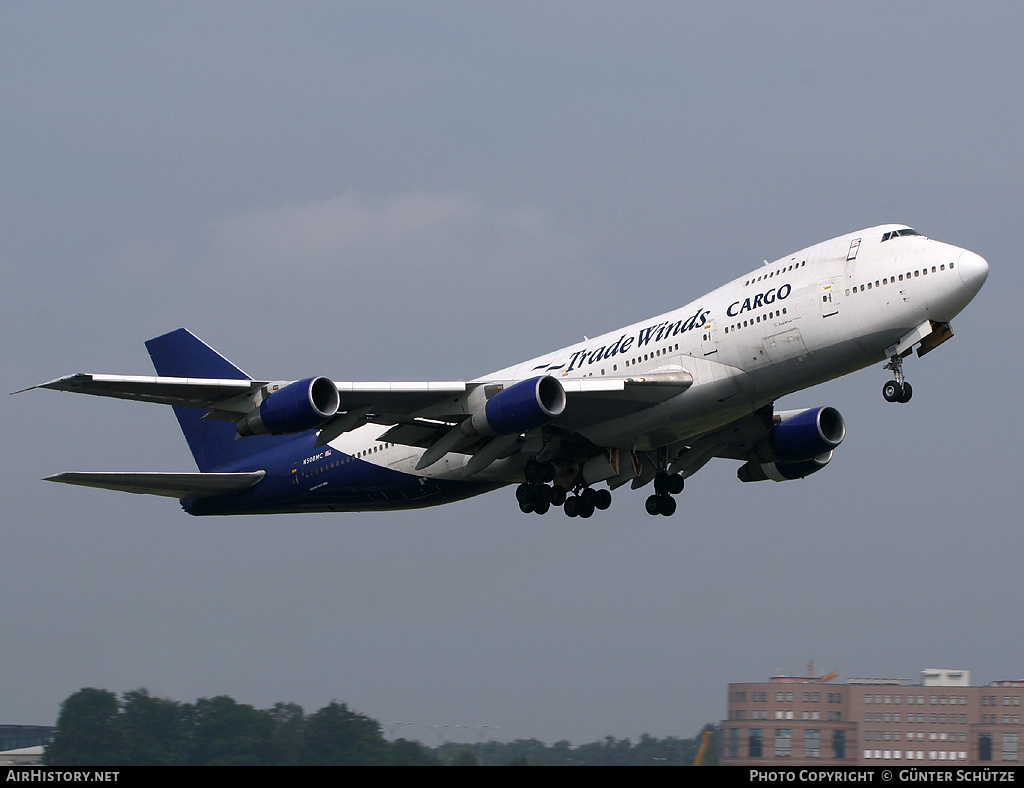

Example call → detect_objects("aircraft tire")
564 496 580 517
882 380 903 402
645 494 663 516
659 495 677 516
594 489 612 510
549 485 567 506
897 382 913 403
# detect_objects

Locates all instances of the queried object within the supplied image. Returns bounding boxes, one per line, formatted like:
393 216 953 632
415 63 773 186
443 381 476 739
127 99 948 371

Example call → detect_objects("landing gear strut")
882 354 913 403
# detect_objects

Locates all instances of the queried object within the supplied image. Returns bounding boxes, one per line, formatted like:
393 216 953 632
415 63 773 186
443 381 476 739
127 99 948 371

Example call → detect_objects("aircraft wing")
22 371 689 431
22 373 468 421
43 471 266 498
22 370 693 458
22 373 265 408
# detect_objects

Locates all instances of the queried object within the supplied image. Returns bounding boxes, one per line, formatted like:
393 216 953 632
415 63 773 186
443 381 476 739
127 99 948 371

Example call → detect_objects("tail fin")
146 329 287 472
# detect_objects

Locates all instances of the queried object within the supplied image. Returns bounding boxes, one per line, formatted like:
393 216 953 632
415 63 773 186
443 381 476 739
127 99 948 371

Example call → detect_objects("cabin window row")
846 262 954 295
724 309 788 334
746 260 805 287
591 344 682 376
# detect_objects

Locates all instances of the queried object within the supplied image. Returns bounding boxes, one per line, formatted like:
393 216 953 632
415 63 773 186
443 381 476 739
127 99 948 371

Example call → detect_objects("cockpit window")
881 228 922 242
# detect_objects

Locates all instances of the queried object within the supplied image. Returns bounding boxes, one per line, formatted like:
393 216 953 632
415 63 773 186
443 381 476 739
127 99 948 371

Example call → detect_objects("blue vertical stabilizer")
145 329 289 472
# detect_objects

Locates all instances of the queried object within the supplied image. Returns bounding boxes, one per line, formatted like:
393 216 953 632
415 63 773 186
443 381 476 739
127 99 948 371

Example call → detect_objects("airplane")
24 224 988 518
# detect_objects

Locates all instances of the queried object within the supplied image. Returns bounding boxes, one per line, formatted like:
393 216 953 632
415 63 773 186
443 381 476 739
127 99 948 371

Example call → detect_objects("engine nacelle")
768 406 846 463
237 376 340 437
737 451 833 483
463 376 566 437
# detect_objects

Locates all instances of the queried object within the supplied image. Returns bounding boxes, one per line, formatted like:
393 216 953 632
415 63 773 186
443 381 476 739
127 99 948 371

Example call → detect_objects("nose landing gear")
882 354 913 403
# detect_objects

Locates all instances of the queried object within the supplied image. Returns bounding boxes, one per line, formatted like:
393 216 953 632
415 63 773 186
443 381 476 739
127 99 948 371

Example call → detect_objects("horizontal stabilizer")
43 471 265 499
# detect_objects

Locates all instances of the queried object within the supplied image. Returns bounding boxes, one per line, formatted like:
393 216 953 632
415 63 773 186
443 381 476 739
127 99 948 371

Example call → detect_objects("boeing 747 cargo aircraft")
26 224 988 518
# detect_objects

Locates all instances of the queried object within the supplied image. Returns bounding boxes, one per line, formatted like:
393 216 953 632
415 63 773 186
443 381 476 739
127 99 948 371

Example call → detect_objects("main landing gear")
645 470 684 517
882 354 913 404
516 461 684 517
518 460 613 517
516 481 611 517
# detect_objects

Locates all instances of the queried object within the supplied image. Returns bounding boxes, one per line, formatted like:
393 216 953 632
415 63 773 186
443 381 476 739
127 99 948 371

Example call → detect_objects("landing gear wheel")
549 485 567 507
882 380 904 403
883 353 912 404
565 492 595 518
646 493 677 516
525 460 556 483
594 488 612 510
533 498 550 515
654 471 685 495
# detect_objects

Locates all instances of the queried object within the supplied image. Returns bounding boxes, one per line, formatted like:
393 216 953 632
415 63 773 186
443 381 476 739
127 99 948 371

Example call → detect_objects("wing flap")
333 381 468 415
43 471 266 499
553 370 693 430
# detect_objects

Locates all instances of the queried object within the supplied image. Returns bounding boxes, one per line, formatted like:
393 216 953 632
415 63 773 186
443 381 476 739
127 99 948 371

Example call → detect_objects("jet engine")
236 376 340 437
737 406 845 483
738 450 834 483
463 376 566 437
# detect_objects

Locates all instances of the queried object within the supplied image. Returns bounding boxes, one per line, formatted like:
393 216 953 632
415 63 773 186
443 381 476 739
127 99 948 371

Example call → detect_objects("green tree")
187 695 276 766
266 702 306 765
449 745 478 766
301 700 389 765
120 689 191 765
45 688 125 766
389 738 438 766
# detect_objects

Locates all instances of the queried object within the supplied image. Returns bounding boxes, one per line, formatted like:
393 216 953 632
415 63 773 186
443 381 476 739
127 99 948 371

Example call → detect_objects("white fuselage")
325 224 988 485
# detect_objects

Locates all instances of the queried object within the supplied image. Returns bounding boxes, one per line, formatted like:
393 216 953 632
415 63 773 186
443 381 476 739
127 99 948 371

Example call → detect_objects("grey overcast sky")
2 2 1021 746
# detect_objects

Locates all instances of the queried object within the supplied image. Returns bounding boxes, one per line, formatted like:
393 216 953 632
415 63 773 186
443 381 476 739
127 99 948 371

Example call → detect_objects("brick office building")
722 668 1022 766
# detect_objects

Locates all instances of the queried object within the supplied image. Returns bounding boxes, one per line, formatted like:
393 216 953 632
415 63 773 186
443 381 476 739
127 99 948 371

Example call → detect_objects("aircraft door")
700 319 718 356
819 279 840 318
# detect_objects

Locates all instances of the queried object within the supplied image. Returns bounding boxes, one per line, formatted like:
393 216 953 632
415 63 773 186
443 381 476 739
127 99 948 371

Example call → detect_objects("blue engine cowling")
237 376 340 437
737 451 833 483
464 376 566 436
769 406 846 462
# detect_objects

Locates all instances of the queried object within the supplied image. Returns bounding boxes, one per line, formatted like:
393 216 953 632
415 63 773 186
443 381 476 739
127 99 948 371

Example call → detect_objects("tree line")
44 687 718 766
44 688 434 766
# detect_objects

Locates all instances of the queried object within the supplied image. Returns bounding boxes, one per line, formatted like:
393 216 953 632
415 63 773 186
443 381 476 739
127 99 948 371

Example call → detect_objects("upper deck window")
881 228 922 242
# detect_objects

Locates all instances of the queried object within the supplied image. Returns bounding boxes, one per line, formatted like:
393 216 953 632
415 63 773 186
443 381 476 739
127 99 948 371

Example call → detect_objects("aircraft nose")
957 250 989 293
